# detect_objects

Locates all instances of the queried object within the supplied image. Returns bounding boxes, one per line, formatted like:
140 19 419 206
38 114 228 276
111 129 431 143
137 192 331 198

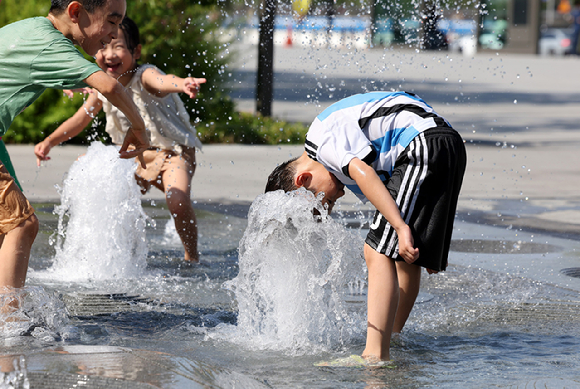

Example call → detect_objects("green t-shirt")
0 17 101 137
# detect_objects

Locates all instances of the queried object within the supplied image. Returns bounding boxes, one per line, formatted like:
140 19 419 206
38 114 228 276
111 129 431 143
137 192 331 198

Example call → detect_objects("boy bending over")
265 91 466 362
0 0 149 290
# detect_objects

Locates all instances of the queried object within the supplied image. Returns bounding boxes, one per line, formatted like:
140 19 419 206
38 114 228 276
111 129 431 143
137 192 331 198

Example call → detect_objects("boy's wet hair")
119 17 140 54
265 157 298 193
50 0 107 14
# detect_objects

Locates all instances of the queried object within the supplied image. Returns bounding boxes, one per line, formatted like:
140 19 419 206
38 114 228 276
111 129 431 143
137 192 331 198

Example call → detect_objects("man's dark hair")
119 17 140 53
50 0 107 15
265 157 299 193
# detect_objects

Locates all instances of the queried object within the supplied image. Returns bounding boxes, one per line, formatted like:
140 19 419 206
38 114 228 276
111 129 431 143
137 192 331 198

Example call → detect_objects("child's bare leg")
362 243 399 361
0 215 39 317
393 261 421 333
161 167 198 262
0 214 38 288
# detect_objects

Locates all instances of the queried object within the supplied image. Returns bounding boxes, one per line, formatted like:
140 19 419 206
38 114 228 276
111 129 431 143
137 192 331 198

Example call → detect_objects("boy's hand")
34 140 52 167
182 77 206 98
396 224 419 264
119 127 149 168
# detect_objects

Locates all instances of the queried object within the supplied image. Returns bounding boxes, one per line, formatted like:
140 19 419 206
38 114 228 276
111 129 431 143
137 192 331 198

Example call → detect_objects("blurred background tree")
0 0 307 145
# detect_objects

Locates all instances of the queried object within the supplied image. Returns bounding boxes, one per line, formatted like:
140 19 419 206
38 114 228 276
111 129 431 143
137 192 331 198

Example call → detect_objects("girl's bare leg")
161 158 198 262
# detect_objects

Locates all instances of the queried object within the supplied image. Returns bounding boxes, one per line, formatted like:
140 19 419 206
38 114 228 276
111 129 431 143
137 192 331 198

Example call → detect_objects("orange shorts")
134 147 196 194
0 164 35 235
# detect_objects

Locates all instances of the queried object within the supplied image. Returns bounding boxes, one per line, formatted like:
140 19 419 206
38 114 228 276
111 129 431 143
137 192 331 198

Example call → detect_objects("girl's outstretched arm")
141 67 206 99
34 92 102 166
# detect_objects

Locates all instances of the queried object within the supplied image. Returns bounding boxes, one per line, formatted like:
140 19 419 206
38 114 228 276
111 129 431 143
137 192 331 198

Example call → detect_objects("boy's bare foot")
315 354 396 368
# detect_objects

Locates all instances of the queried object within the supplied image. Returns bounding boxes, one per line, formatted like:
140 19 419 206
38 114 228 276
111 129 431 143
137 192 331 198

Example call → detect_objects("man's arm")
348 157 419 263
83 71 149 166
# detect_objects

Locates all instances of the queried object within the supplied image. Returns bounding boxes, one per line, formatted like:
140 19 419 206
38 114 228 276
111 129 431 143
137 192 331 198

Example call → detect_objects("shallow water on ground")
2 198 580 388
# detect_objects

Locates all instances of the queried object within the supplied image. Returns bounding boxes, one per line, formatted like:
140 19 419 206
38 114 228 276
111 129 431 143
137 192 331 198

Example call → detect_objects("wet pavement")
450 219 580 293
0 345 268 388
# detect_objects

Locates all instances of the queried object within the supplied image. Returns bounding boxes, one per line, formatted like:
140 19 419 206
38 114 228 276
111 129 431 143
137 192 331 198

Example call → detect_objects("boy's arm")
348 157 420 264
34 93 102 166
141 67 207 99
83 71 149 166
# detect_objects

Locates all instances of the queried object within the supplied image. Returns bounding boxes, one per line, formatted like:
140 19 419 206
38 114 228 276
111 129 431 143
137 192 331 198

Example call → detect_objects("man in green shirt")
0 0 149 292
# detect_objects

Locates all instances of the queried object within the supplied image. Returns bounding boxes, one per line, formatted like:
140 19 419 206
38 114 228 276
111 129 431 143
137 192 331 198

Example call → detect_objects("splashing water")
42 142 148 282
0 286 70 340
162 218 181 246
218 189 367 355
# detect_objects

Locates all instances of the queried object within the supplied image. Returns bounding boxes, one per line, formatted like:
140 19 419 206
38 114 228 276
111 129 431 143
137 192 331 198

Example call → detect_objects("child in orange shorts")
0 0 149 291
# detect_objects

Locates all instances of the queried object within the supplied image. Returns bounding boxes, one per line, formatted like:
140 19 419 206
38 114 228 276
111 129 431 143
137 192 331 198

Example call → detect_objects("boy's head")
49 0 126 56
95 17 141 83
265 152 345 213
265 157 299 193
50 0 108 14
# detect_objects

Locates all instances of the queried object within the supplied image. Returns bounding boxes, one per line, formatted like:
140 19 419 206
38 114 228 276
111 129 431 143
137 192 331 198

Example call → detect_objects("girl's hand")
34 140 52 167
63 87 93 99
182 77 206 98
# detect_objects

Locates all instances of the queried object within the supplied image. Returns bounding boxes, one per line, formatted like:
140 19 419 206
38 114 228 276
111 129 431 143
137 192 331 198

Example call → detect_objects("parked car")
479 19 507 50
372 18 448 50
539 28 574 55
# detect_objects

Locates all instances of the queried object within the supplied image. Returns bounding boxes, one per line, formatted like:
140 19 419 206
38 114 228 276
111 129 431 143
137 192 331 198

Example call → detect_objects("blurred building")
502 0 541 54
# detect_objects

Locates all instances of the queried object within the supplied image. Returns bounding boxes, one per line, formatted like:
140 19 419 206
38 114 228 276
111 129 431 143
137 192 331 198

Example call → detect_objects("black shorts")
365 127 466 272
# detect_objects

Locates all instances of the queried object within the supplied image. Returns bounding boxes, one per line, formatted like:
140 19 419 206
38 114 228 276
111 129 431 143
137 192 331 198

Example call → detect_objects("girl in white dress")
35 17 206 263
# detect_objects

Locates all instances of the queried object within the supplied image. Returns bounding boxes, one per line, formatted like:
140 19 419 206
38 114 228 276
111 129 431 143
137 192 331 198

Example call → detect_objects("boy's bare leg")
0 215 39 316
393 261 421 333
362 243 399 361
0 215 38 288
161 167 199 263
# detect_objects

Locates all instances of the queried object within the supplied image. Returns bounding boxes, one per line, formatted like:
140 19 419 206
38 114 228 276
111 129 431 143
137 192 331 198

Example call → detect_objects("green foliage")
0 2 48 26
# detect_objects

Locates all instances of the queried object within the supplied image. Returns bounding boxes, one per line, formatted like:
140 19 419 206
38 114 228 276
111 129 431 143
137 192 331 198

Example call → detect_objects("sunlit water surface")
1 144 579 388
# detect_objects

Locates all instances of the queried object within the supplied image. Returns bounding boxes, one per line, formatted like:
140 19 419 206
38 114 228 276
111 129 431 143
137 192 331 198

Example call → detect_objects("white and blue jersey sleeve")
304 91 451 202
